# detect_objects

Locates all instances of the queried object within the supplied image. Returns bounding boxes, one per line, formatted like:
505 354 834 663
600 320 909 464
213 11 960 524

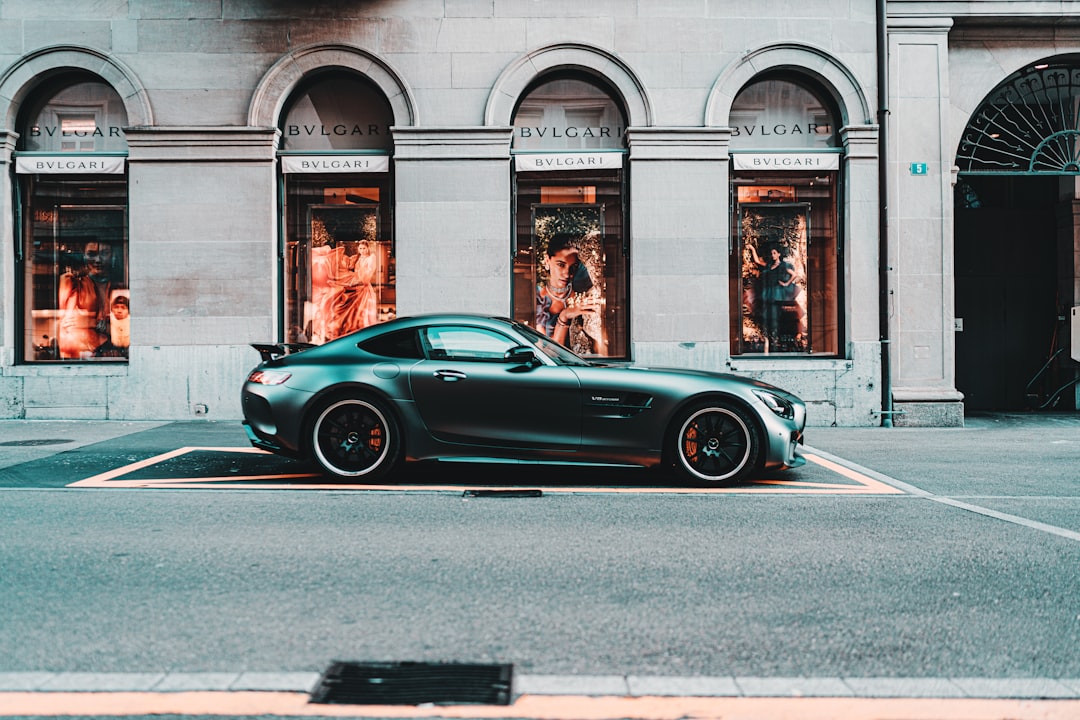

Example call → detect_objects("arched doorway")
955 58 1080 411
510 74 630 359
13 72 130 363
278 71 396 345
726 72 843 357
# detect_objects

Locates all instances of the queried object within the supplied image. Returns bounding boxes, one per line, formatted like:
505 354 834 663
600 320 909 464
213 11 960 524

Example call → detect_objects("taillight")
247 369 291 385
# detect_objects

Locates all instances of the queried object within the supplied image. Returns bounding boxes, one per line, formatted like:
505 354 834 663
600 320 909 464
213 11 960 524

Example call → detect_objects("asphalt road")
1 413 1079 718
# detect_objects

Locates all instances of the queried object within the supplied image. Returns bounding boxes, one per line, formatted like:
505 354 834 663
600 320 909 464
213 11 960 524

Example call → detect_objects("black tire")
670 401 761 485
310 396 400 480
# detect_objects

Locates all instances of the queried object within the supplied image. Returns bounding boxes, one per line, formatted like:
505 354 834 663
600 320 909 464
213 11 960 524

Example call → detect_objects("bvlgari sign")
281 155 390 174
732 153 840 171
16 155 126 174
515 152 623 172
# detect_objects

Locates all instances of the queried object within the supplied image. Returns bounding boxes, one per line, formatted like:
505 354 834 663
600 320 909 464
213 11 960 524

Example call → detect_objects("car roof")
375 313 512 330
340 314 515 341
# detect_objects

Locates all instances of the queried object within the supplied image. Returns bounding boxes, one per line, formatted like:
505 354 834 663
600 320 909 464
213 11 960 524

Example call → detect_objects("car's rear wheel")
670 401 761 485
310 396 400 480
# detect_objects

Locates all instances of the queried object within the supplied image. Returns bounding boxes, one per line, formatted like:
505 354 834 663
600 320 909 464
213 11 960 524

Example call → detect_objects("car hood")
589 363 801 398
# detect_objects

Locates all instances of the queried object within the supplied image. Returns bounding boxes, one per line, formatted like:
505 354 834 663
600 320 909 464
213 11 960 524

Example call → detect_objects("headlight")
753 389 794 420
247 369 291 385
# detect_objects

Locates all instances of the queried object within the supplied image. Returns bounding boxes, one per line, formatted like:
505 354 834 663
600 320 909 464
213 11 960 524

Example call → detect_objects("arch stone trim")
485 43 652 128
248 43 417 130
705 42 873 129
0 44 152 129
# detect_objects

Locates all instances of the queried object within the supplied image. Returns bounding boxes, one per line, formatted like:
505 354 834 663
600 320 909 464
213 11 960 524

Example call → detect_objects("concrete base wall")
894 401 966 428
0 344 255 421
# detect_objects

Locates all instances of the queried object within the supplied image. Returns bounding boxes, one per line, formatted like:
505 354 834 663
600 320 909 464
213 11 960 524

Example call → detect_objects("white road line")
929 496 1080 543
803 445 1080 543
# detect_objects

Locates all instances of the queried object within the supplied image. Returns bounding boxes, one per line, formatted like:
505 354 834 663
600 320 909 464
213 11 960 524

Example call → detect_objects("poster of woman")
532 206 608 357
57 240 127 359
739 204 809 353
306 205 383 343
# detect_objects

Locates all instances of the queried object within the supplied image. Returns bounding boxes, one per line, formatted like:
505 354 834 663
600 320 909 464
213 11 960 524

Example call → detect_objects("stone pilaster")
0 131 18 367
626 127 731 369
392 126 514 316
887 17 964 426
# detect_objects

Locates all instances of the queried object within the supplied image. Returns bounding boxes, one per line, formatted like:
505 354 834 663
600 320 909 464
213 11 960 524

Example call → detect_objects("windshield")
514 322 592 366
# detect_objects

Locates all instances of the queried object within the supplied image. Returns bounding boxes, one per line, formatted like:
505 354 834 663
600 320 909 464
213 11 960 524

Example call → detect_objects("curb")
2 673 1080 699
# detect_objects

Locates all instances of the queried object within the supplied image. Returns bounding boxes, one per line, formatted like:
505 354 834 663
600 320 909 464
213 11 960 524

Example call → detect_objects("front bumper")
759 399 806 471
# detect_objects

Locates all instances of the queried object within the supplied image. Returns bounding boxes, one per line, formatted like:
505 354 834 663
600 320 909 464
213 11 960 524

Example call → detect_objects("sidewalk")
2 673 1080 720
3 670 1080 698
0 419 170 470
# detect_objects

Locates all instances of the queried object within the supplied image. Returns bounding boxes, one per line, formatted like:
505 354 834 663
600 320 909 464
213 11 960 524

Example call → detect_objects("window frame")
16 175 130 364
728 169 843 358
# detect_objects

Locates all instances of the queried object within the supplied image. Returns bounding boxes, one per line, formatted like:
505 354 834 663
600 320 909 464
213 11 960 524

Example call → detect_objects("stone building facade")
1 1 1078 426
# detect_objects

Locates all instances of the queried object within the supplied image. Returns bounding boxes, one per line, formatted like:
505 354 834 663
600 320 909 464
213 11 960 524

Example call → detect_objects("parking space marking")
67 447 904 494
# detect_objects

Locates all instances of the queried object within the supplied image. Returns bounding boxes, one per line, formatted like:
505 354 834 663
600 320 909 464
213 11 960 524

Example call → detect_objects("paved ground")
2 412 1079 719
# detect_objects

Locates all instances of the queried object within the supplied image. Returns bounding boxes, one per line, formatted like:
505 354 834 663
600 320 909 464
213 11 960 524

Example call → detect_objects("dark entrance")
954 175 1060 410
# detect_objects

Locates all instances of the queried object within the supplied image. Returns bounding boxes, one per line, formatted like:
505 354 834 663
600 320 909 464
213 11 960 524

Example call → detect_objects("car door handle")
433 369 467 382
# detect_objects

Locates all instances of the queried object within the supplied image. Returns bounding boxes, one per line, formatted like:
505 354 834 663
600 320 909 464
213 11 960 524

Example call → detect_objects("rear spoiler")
252 342 315 363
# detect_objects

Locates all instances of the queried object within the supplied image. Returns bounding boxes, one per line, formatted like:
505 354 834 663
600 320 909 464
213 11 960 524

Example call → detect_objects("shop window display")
283 180 394 344
730 175 839 355
513 178 627 360
20 185 129 362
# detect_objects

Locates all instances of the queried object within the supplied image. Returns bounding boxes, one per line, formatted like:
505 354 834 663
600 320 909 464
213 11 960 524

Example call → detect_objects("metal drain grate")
310 661 513 706
463 489 543 498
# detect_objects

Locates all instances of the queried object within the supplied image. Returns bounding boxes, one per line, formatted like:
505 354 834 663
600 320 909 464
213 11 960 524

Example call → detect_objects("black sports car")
242 314 806 484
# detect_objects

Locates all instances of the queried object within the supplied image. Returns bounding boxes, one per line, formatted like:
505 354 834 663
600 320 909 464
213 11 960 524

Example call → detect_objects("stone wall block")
436 18 526 52
0 377 23 419
23 375 109 419
107 344 253 419
525 17 616 50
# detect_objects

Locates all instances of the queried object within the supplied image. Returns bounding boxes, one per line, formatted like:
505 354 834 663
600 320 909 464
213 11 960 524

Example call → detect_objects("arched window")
728 74 842 356
15 75 129 363
729 76 839 150
279 72 395 344
511 75 630 359
957 58 1080 174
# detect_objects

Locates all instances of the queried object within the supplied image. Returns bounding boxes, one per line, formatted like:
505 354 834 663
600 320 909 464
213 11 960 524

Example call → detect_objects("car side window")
359 329 424 359
422 326 517 362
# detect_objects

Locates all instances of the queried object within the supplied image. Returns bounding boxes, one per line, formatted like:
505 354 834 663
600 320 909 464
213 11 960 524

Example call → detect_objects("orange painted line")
67 447 199 486
804 453 905 494
68 447 295 488
1 692 1078 720
68 449 903 495
94 473 324 488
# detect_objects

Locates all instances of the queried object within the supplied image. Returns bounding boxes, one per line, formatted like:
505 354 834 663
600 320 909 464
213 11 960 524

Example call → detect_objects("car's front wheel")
670 401 761 485
310 396 400 480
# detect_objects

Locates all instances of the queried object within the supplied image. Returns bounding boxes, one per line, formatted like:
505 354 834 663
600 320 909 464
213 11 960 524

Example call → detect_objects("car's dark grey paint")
242 314 806 484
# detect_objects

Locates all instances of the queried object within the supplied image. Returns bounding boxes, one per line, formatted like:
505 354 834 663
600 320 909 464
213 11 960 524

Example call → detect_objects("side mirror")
504 346 540 367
